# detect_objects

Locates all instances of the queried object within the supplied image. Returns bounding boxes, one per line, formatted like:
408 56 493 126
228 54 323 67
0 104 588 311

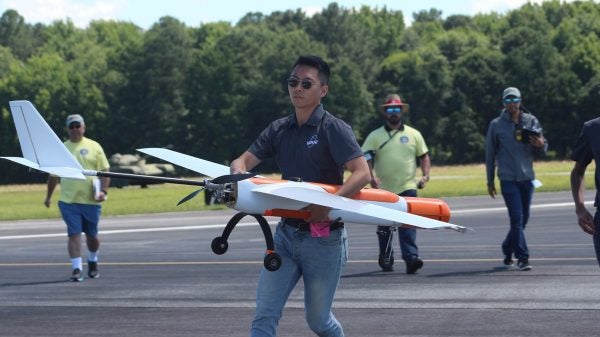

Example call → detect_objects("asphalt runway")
1 191 598 337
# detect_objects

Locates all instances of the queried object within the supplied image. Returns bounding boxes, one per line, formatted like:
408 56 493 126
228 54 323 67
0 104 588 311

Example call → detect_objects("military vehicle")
109 153 176 188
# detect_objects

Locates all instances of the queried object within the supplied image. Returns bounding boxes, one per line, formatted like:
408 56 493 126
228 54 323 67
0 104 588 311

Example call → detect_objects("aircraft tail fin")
1 100 86 180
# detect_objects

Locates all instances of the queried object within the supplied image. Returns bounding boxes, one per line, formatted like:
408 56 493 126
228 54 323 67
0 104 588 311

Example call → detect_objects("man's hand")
576 206 595 235
488 185 496 199
43 198 51 208
303 204 331 223
529 135 545 148
369 176 381 189
417 176 429 189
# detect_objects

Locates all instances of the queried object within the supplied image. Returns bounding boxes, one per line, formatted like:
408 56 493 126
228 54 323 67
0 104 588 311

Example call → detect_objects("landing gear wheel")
378 255 394 270
211 237 228 255
264 253 282 271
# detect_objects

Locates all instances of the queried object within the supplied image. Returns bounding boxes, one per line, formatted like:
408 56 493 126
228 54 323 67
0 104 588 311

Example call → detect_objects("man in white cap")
485 87 547 271
44 114 110 281
361 93 430 274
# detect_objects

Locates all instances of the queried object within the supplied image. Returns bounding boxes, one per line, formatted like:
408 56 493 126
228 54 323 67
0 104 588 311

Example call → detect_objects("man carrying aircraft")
570 116 600 267
230 55 370 337
44 114 110 282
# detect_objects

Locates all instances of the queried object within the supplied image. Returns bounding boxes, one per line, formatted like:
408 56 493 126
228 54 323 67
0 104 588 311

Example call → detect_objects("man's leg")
251 224 301 337
302 227 347 337
500 181 530 270
594 211 600 267
398 189 422 274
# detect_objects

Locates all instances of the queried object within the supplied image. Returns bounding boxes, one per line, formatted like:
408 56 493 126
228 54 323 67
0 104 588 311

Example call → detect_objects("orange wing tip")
404 197 451 222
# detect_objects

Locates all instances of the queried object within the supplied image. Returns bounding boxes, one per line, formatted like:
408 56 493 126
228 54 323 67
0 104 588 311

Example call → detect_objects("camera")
363 150 376 162
515 126 541 144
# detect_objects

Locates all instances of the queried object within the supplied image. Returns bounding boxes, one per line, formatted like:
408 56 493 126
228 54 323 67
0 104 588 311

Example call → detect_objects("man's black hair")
291 55 330 85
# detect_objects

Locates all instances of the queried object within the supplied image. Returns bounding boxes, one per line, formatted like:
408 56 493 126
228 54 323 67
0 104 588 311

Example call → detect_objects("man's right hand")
44 198 51 208
487 185 496 199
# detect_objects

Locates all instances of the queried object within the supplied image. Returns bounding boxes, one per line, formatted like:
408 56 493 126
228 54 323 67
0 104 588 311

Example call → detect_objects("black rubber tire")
264 253 282 271
211 237 228 255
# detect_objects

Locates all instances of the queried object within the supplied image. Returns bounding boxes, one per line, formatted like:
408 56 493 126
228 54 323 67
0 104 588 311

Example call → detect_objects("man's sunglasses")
69 123 82 129
503 97 521 104
287 78 317 90
385 107 402 114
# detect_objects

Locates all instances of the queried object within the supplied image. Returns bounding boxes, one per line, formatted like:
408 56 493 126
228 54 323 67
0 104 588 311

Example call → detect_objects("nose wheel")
211 212 281 271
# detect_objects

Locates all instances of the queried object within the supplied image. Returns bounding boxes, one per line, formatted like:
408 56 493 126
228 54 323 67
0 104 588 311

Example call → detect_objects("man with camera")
485 87 547 271
362 94 430 274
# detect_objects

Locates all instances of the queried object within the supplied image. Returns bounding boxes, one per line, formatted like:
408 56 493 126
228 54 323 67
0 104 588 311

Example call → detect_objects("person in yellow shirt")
44 114 110 282
362 94 430 274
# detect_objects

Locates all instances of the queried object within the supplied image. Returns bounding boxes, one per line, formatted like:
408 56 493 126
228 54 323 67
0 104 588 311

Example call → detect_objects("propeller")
176 173 255 206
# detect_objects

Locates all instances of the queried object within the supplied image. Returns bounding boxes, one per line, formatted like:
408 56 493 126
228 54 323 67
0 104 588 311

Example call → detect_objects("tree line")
1 1 599 183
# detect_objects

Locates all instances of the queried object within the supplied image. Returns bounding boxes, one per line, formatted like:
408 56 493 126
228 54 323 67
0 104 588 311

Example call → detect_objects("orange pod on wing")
404 197 451 222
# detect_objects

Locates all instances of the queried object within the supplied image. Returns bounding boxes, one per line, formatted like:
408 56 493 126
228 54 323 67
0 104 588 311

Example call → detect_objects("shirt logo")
400 136 409 144
80 149 89 156
306 134 319 148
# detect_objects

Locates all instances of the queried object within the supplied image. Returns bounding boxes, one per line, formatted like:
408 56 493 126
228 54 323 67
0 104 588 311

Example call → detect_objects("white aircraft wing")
252 182 466 232
1 100 86 180
137 148 230 178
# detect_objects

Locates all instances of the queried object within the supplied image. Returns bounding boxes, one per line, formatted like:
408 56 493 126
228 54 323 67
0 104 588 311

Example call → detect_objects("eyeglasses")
503 97 521 104
385 107 402 114
287 78 318 90
69 123 81 129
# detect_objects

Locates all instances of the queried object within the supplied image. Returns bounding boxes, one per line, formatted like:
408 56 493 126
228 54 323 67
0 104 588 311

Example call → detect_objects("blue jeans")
251 222 348 337
594 211 600 267
377 189 419 262
500 180 533 260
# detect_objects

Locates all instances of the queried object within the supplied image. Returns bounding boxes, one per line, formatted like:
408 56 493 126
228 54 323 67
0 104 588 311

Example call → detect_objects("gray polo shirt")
485 109 547 186
571 117 600 207
249 104 363 185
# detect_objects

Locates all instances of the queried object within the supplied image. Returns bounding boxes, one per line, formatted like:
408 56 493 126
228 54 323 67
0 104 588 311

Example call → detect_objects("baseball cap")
66 114 85 127
502 87 521 99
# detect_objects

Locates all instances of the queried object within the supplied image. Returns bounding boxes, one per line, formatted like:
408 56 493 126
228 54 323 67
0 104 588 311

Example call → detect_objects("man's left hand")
303 204 331 223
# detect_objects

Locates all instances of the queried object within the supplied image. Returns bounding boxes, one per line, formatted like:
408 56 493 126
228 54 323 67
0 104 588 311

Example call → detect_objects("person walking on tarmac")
44 114 110 282
485 87 547 271
361 94 430 274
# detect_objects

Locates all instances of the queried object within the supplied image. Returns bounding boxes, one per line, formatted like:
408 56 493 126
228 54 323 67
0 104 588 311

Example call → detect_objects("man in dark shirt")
570 117 600 267
230 55 370 337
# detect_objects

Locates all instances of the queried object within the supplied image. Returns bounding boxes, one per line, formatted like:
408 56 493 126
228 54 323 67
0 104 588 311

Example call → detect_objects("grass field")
0 160 595 221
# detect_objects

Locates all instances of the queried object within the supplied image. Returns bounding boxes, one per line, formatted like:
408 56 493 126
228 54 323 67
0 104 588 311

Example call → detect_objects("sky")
0 0 582 29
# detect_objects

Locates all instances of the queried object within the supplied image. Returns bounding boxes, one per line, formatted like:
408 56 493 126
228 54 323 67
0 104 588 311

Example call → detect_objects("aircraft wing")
252 182 466 232
137 148 230 178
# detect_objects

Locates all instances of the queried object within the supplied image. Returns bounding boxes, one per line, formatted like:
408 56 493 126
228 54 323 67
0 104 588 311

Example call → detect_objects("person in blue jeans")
570 117 600 267
230 55 370 337
361 94 431 274
485 87 547 271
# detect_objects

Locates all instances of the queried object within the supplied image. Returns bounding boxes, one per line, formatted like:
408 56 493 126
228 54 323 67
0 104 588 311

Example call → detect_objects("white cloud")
2 0 124 28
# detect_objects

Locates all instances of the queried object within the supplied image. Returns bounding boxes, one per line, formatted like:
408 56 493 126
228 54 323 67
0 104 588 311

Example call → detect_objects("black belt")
283 220 344 232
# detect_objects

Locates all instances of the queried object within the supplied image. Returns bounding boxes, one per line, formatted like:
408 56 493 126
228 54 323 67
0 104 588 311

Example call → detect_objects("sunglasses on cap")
503 97 521 104
385 107 402 114
69 123 82 129
287 78 317 90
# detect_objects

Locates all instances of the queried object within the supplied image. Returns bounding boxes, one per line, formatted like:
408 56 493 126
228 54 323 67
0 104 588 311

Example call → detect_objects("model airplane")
2 100 468 271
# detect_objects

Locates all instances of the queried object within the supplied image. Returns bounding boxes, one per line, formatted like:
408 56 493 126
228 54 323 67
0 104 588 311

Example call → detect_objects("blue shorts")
58 201 102 237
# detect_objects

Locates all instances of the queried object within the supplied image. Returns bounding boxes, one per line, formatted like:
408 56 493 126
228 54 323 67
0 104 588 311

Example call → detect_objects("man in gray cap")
45 114 111 282
485 87 547 271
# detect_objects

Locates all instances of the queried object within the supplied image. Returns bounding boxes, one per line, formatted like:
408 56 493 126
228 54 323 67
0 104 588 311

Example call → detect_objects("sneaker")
517 259 532 271
503 255 514 267
87 261 99 279
406 258 424 274
378 254 394 272
71 268 84 282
